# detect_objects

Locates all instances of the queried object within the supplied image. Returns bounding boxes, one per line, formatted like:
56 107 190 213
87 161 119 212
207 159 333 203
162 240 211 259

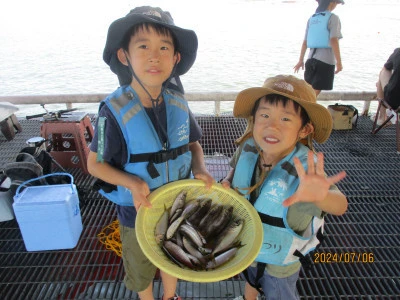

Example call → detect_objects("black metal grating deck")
0 114 399 299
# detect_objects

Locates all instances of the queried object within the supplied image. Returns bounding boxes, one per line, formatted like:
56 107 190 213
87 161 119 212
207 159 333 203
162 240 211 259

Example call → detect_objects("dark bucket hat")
316 0 344 13
103 6 198 86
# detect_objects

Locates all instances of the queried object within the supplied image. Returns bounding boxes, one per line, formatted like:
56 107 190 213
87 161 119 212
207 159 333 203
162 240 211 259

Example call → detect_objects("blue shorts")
241 266 300 300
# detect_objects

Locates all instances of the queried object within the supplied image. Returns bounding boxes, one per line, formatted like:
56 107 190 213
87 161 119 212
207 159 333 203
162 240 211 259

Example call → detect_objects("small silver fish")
167 200 201 240
187 198 212 227
163 240 196 269
180 199 201 219
154 205 169 245
212 218 244 255
175 230 184 248
204 205 233 239
206 246 240 270
182 236 207 266
162 243 185 268
169 191 187 221
169 208 183 224
166 215 185 240
179 223 205 248
198 204 223 233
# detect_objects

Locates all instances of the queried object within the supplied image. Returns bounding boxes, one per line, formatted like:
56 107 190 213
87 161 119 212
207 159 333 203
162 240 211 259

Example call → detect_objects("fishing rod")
26 104 78 120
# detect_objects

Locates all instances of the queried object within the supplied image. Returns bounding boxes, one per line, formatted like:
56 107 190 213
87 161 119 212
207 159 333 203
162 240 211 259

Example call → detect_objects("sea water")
1 0 399 116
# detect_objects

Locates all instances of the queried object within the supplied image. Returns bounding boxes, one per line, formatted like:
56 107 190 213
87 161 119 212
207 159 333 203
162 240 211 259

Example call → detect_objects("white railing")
0 91 376 116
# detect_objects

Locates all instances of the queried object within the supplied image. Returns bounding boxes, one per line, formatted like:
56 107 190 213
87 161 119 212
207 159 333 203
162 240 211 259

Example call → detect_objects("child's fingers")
195 173 215 189
315 152 325 175
293 156 306 177
133 194 152 211
221 180 231 189
306 150 316 174
141 197 152 208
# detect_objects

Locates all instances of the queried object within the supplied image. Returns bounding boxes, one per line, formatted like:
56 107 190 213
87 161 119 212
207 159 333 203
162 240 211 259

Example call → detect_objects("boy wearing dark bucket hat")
221 75 348 300
294 0 344 96
87 6 213 300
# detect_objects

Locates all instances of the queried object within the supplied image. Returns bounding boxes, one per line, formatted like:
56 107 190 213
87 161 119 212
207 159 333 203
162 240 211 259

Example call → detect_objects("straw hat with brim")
103 6 198 85
233 75 333 144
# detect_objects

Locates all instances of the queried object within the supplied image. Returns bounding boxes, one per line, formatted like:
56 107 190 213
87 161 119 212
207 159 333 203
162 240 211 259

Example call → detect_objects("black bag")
384 75 400 109
4 147 71 196
304 58 318 84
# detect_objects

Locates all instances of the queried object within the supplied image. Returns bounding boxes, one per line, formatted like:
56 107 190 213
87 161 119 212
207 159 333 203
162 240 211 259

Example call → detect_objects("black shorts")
304 58 335 91
384 76 400 109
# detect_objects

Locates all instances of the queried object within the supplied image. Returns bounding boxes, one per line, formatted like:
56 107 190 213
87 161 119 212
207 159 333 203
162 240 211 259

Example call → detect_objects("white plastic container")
0 177 15 222
13 173 83 251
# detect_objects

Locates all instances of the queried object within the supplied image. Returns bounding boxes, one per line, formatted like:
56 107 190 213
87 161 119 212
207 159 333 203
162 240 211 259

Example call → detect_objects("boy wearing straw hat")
221 75 347 300
87 6 213 300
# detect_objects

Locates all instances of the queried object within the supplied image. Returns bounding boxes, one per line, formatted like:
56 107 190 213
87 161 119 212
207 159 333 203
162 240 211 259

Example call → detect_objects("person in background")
221 75 348 300
293 0 344 96
373 48 400 126
87 6 214 300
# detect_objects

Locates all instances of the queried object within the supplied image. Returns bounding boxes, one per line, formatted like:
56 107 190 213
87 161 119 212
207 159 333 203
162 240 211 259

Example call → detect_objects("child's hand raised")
282 151 346 207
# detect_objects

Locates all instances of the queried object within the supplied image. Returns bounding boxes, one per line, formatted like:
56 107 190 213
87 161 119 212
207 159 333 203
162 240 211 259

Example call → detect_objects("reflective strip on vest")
96 116 106 163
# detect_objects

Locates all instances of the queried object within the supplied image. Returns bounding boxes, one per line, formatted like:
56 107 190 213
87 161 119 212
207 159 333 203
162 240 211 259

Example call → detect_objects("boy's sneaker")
164 295 181 300
233 296 264 300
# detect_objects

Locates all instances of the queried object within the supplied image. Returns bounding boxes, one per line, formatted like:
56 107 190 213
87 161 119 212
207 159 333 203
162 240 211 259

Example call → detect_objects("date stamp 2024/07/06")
313 252 375 264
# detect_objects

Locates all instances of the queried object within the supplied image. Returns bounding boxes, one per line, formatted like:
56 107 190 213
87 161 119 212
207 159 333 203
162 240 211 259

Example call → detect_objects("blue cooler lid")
14 184 76 206
12 173 79 220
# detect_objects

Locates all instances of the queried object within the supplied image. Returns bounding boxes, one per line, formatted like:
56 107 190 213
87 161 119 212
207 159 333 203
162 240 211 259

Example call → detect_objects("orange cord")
97 219 122 257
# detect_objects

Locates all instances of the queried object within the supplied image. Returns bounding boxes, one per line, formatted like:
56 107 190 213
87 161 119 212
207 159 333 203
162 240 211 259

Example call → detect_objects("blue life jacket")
98 85 192 206
232 138 324 266
306 11 332 49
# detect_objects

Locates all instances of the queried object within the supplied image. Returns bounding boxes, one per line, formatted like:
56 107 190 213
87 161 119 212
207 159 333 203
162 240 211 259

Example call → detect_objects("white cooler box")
0 176 15 221
13 173 83 251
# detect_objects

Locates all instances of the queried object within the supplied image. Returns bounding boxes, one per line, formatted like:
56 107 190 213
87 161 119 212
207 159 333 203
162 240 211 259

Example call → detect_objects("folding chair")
371 98 400 153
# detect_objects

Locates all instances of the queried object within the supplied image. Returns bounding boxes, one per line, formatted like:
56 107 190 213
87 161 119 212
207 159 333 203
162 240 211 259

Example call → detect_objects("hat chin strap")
124 51 178 147
301 134 314 152
123 51 178 102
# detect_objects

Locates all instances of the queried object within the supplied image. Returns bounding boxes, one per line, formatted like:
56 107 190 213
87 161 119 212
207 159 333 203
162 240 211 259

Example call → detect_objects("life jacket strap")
316 226 325 244
92 178 117 193
258 212 285 228
130 144 189 179
293 227 324 272
129 144 189 164
242 262 266 295
293 250 313 272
